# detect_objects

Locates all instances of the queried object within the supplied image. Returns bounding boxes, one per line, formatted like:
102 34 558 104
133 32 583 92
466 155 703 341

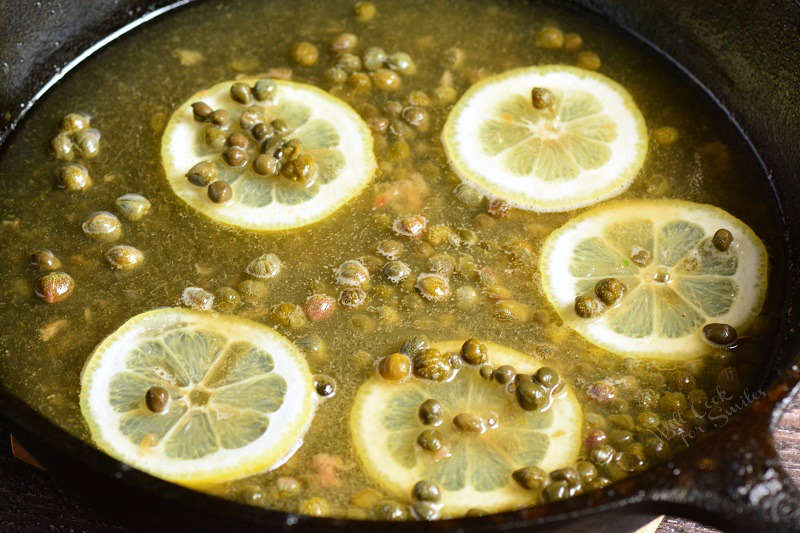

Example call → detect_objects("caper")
545 480 571 502
353 1 376 22
298 497 329 517
387 52 415 75
291 41 319 67
401 335 430 357
494 365 516 385
73 128 101 158
105 245 144 271
271 118 291 136
181 286 214 310
535 367 560 389
376 239 405 260
226 132 249 149
34 272 74 303
644 436 670 459
536 26 564 48
237 279 268 304
510 465 546 491
31 249 61 271
82 211 121 242
415 273 451 302
57 163 91 191
576 461 597 483
304 294 336 322
590 444 615 465
383 260 411 284
401 106 429 132
433 85 458 105
252 79 277 101
324 67 348 85
253 154 278 176
51 132 74 161
633 388 659 410
372 68 402 92
413 348 452 382
418 399 443 425
115 193 151 221
145 386 169 413
608 429 634 448
393 215 427 238
574 294 603 318
336 52 362 72
455 285 479 311
564 32 583 51
313 374 336 397
61 112 90 133
702 323 737 346
339 287 367 308
494 300 531 322
595 278 625 306
616 451 644 472
203 124 227 149
229 82 251 104
516 380 549 411
577 50 601 70
636 411 660 430
362 46 387 71
375 501 408 521
222 147 247 167
551 467 581 487
412 501 439 521
479 364 494 380
214 286 241 312
336 259 370 287
416 429 443 452
609 414 635 430
270 302 307 329
461 338 488 365
208 109 230 128
411 480 441 503
659 391 686 413
453 413 485 433
245 253 282 279
712 228 733 251
186 161 218 186
331 32 358 53
379 353 411 381
207 181 232 203
530 87 555 110
348 71 372 93
192 101 214 121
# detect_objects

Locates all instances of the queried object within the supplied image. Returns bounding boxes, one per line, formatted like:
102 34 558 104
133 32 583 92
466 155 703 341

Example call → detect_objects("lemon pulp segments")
161 78 376 231
442 65 647 212
80 308 315 486
350 341 582 515
540 199 768 360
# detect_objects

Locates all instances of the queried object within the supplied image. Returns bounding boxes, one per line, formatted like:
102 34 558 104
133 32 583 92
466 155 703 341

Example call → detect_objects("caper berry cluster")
51 112 101 163
51 113 102 192
186 79 320 204
574 277 627 319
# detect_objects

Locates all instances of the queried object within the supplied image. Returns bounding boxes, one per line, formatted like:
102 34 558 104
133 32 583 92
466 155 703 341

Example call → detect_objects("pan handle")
643 394 800 532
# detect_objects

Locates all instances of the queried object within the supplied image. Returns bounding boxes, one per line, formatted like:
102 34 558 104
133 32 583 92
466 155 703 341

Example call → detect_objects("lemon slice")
161 78 376 231
79 308 315 487
540 199 768 360
442 65 647 212
350 340 582 516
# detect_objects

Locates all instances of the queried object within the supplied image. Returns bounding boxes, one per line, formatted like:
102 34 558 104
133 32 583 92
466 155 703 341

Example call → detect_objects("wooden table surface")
1 395 799 532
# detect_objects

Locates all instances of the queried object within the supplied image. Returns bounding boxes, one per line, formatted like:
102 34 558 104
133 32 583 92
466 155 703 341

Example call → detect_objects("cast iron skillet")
1 0 799 531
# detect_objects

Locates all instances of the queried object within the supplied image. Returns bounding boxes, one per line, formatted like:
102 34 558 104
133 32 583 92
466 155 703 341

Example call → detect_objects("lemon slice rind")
442 65 647 212
161 78 376 231
349 340 582 515
79 307 315 487
540 199 768 360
